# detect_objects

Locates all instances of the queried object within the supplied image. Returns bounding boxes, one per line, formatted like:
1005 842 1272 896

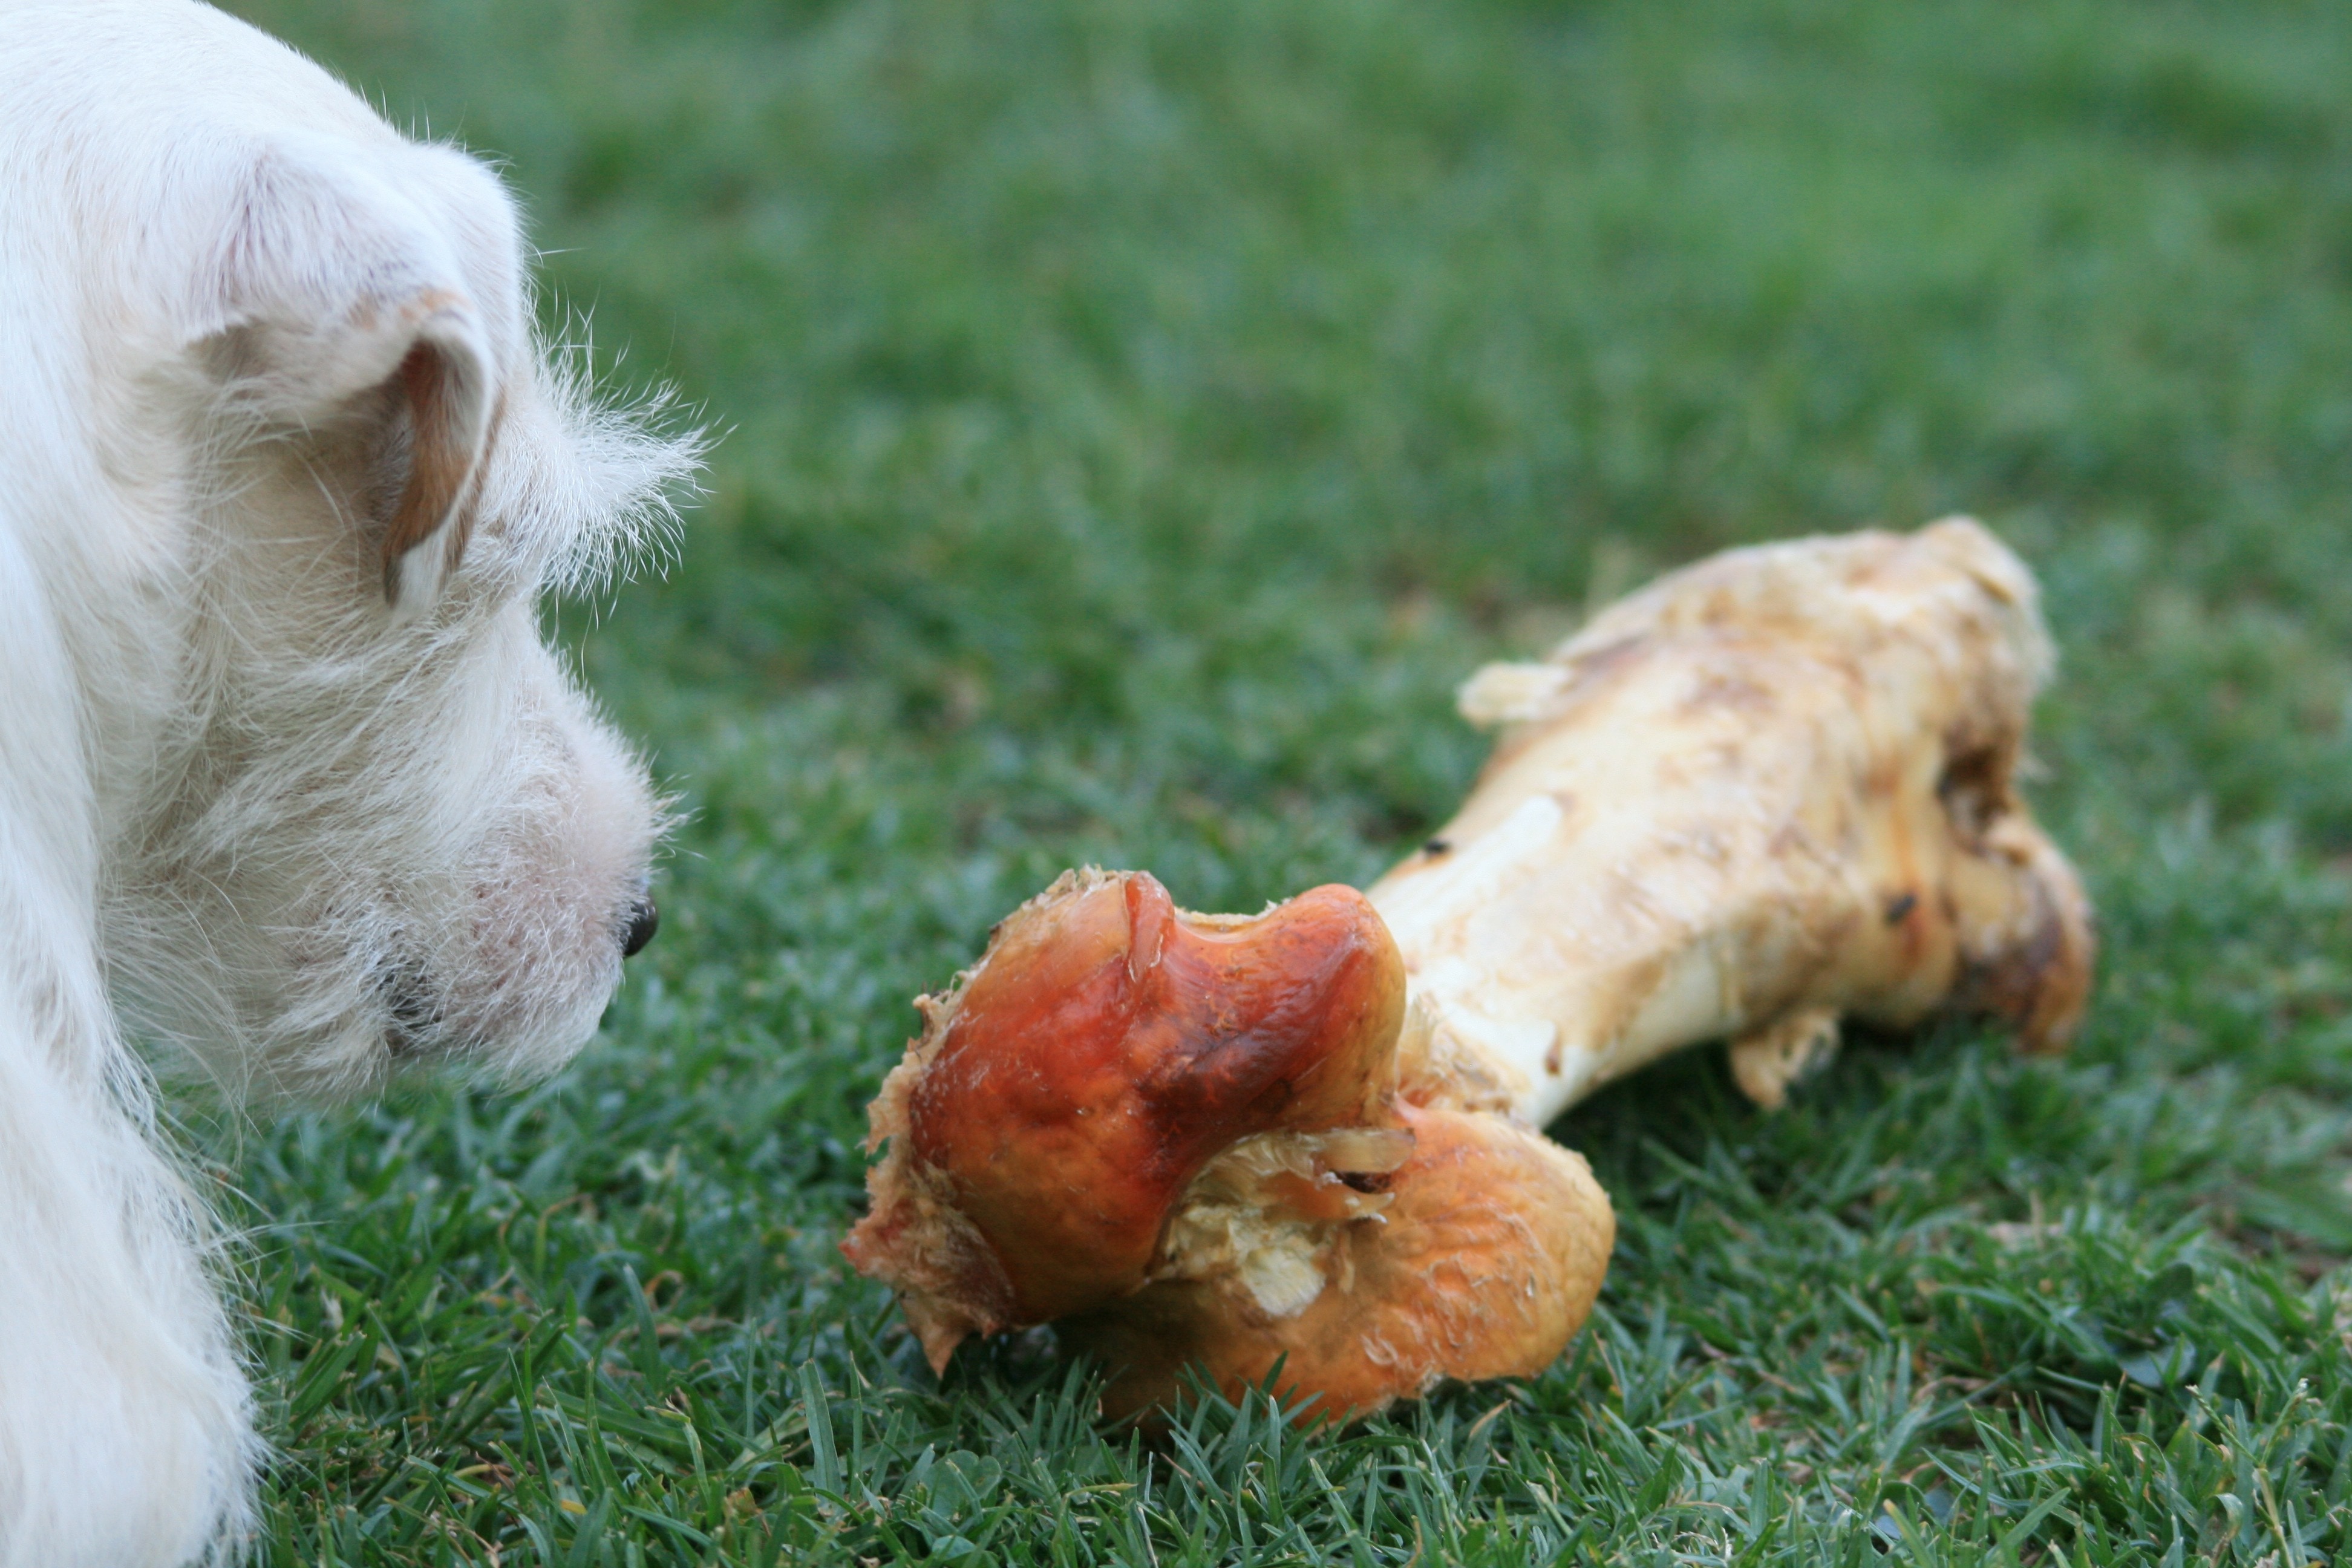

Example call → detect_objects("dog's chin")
249 955 625 1103
393 973 621 1088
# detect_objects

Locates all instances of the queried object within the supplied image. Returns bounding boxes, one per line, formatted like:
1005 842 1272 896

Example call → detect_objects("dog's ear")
371 305 495 618
197 140 508 622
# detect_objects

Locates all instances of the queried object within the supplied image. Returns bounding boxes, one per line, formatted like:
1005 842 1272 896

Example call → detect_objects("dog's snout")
622 897 659 958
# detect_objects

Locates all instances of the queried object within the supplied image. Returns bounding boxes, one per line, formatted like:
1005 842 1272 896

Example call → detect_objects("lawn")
212 0 2352 1561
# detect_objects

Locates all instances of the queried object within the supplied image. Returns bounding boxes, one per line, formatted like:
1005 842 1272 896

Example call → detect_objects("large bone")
844 519 2094 1420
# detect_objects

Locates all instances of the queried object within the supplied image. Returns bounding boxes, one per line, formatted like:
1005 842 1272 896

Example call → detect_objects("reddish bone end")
841 869 1612 1419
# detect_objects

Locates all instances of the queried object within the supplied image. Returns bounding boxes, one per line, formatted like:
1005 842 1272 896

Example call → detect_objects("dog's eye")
621 898 659 958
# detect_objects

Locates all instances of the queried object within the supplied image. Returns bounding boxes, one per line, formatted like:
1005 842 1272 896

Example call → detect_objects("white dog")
0 2 698 1561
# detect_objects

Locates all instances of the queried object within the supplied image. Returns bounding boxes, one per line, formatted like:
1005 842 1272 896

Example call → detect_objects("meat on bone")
843 518 2095 1420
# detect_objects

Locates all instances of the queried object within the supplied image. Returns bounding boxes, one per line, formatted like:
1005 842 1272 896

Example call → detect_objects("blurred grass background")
215 0 2352 1561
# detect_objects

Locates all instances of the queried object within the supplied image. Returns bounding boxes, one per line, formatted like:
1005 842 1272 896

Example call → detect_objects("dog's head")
88 113 701 1101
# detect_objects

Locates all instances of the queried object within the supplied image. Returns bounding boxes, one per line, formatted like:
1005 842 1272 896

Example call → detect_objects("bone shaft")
1367 523 2075 1129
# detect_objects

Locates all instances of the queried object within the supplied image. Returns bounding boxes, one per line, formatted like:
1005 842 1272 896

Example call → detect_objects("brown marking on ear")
380 338 505 607
382 341 471 603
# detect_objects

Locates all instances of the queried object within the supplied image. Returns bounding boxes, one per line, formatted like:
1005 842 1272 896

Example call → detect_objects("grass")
205 0 2352 1560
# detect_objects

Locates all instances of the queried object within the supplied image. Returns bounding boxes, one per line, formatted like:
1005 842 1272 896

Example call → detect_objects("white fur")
0 3 700 1561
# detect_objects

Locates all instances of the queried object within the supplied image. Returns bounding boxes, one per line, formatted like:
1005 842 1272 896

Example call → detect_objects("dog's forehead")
2 0 694 610
0 8 521 405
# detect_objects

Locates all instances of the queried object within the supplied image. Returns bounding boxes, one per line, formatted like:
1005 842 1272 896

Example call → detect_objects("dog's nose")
622 897 659 958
